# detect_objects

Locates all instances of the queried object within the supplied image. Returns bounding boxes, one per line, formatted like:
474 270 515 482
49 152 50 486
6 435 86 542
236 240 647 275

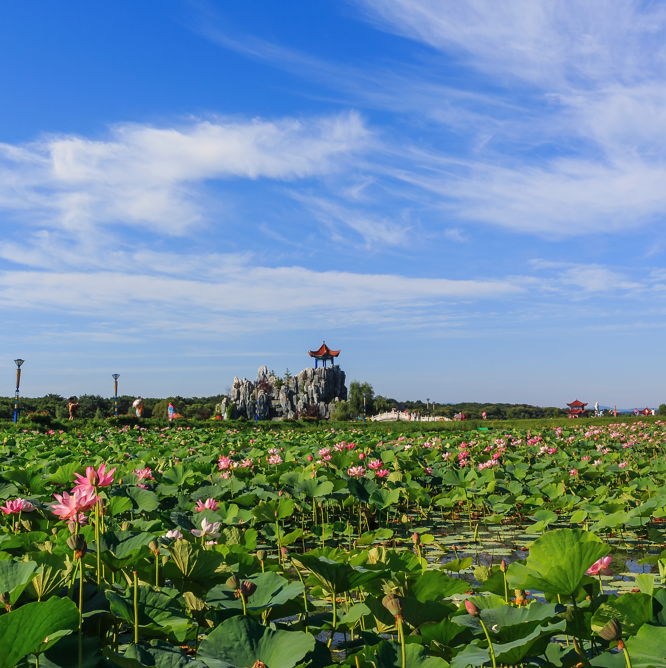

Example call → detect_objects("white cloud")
0 113 370 236
0 259 523 336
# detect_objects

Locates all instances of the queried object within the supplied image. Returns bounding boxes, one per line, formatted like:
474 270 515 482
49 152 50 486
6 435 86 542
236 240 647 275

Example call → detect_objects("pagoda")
308 341 340 368
567 399 588 419
638 407 653 416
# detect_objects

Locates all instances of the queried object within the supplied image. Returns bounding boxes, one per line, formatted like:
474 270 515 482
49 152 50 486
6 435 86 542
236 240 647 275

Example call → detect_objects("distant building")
566 399 588 419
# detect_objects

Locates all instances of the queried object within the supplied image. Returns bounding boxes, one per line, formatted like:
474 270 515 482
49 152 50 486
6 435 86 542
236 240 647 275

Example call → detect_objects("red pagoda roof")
567 399 588 407
639 407 652 415
308 341 340 359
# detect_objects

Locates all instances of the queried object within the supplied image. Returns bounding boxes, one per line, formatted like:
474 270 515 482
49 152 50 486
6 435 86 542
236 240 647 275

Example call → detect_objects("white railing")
369 412 451 422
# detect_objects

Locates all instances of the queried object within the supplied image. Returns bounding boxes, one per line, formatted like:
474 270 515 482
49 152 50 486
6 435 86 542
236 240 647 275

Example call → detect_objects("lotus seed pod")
240 581 257 597
148 540 159 554
382 593 402 617
226 575 240 590
256 550 267 562
598 618 622 642
464 599 480 617
66 535 87 560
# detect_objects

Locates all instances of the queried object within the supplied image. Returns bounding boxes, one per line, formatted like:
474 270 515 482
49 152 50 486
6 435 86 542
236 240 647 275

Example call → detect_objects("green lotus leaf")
197 615 315 668
591 592 652 637
0 596 79 668
26 551 73 601
507 529 610 596
106 585 189 642
0 558 40 605
292 554 386 595
206 571 304 614
372 640 449 668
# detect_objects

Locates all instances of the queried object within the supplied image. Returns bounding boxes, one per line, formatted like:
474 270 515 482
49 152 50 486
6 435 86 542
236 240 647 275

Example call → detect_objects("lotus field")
3 421 666 667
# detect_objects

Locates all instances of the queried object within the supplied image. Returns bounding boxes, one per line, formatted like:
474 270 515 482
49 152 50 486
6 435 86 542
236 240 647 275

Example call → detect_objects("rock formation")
217 365 347 420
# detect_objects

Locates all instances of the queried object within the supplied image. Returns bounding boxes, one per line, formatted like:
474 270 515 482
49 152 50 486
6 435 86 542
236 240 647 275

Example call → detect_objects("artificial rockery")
218 365 347 420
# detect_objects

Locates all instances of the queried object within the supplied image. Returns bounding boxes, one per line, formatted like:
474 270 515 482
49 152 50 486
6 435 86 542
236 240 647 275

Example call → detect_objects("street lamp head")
363 393 366 397
427 398 430 403
14 359 24 368
112 374 120 380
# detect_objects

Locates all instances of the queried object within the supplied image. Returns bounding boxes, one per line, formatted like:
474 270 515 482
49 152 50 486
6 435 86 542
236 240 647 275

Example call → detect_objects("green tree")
348 381 374 417
331 400 351 421
374 395 391 414
659 404 666 416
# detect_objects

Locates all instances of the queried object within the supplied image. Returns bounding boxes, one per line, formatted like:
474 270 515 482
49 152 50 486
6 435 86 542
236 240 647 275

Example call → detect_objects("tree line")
0 394 226 422
330 381 569 420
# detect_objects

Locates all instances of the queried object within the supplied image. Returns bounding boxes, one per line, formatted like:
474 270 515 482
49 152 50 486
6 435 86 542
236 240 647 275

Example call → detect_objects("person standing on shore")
133 398 144 419
168 401 175 423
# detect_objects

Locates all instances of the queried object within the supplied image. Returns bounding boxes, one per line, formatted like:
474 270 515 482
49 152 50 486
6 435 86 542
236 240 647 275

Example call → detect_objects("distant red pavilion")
638 407 652 416
308 341 340 369
567 399 588 419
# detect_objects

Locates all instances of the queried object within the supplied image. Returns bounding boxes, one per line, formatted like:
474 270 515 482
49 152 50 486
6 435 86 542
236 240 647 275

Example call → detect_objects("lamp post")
426 398 430 422
13 359 24 424
254 381 258 423
112 374 120 417
363 393 366 423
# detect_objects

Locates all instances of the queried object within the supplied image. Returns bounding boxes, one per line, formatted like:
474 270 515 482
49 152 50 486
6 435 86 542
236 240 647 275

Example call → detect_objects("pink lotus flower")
240 458 254 468
619 461 628 468
73 463 116 491
569 469 578 476
267 454 283 466
587 556 612 576
375 469 390 478
134 468 155 481
218 456 231 470
191 518 221 539
165 529 183 540
318 447 331 457
195 498 220 512
368 459 383 470
1 498 35 515
137 483 148 489
51 488 99 520
348 466 365 478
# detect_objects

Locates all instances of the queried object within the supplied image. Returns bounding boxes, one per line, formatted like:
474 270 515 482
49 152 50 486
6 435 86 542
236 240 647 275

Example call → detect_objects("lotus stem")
397 616 406 668
78 562 83 668
96 502 101 586
327 589 337 648
133 570 139 644
155 552 159 587
479 618 497 668
620 641 633 668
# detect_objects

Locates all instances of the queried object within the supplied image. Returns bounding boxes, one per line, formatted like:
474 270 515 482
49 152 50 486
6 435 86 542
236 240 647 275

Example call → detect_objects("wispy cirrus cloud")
0 113 370 236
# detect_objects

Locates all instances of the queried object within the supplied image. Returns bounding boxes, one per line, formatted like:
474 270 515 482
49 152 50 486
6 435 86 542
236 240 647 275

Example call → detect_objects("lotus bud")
500 559 507 573
66 534 87 560
121 522 130 531
382 593 402 618
307 455 313 462
358 452 365 460
240 581 257 598
51 527 58 536
281 547 288 557
464 599 479 617
598 618 622 642
226 575 240 590
256 550 267 562
412 532 420 545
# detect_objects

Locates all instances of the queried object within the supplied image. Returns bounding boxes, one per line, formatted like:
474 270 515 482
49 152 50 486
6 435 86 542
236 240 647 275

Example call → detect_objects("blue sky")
1 0 665 407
